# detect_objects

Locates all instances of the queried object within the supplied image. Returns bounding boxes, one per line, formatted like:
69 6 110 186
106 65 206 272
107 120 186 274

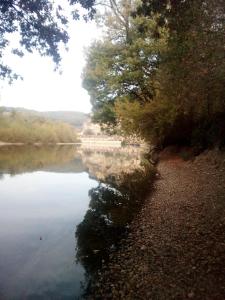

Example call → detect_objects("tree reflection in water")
0 145 85 175
76 165 155 296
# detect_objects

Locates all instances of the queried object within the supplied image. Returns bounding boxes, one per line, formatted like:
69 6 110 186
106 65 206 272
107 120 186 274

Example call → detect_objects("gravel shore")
91 149 225 299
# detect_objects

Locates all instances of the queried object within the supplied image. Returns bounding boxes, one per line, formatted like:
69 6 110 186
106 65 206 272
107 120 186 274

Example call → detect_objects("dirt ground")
92 149 225 299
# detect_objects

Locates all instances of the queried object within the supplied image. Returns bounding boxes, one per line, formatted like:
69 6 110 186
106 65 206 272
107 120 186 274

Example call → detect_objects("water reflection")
0 145 148 299
76 184 127 274
79 147 144 181
0 145 143 180
76 164 155 296
0 145 86 176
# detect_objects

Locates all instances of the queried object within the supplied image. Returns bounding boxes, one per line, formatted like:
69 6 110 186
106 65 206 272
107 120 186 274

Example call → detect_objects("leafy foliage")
83 9 167 127
0 0 96 82
83 0 225 148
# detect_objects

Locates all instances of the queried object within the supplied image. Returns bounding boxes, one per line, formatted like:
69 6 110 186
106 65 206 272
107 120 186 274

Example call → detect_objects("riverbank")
0 141 81 146
91 148 225 299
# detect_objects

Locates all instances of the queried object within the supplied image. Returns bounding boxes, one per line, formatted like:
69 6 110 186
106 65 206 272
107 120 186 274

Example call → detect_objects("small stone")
141 245 147 251
188 291 195 298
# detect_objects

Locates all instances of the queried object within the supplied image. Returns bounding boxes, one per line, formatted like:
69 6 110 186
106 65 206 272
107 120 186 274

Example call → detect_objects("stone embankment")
92 148 225 299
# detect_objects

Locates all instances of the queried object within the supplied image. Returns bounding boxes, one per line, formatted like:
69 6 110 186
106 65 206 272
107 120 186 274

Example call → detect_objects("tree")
82 0 167 131
138 0 225 146
0 0 96 82
83 0 225 147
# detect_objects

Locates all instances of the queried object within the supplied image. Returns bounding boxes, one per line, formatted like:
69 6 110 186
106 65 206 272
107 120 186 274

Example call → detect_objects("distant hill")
0 107 89 129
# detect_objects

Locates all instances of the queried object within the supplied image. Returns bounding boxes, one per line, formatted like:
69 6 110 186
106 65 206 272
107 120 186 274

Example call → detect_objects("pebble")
188 291 195 298
88 150 225 299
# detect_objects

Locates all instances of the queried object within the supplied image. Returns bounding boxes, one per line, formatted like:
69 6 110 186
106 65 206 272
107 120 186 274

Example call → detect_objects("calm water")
0 146 146 299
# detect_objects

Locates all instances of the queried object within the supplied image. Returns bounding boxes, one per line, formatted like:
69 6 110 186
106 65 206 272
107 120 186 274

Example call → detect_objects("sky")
0 17 100 113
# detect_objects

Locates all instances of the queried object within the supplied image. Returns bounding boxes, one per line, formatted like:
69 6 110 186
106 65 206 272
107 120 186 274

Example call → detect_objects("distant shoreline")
0 141 82 146
0 141 147 150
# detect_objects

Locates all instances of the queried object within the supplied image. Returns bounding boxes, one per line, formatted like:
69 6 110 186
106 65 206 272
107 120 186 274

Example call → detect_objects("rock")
188 291 195 298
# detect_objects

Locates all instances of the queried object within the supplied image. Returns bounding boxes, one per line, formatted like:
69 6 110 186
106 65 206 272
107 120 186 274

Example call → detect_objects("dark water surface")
0 146 146 299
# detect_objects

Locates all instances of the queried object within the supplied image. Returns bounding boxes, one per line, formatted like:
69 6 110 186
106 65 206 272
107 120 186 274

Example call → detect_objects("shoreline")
0 141 148 151
91 148 225 299
0 141 82 146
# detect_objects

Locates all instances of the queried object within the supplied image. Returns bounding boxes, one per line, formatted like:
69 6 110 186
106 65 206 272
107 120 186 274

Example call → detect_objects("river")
0 145 152 299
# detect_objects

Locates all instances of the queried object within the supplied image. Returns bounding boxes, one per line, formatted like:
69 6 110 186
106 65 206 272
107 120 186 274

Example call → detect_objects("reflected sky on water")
0 146 146 299
0 171 97 299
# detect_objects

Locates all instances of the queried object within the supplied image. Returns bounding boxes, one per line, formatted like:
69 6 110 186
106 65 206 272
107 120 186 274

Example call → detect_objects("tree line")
0 111 79 144
1 0 224 149
82 0 225 149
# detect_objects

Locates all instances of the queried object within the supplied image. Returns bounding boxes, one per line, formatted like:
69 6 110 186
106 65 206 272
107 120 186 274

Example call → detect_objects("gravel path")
92 149 225 299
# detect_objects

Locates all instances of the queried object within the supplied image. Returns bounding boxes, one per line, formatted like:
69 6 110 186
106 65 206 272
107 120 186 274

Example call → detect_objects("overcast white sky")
0 18 100 113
